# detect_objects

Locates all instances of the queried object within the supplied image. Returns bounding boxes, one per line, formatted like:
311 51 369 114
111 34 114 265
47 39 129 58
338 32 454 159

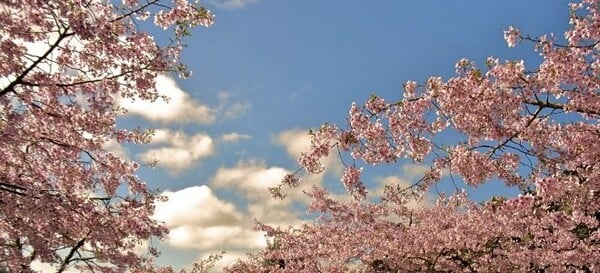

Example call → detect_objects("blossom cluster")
0 0 213 272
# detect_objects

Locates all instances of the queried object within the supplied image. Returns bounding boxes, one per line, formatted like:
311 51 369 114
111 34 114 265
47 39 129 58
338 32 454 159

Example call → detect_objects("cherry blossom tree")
0 0 213 272
228 1 600 272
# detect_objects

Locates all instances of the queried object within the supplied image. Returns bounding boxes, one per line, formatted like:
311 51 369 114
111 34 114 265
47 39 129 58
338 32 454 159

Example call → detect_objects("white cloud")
215 91 251 120
20 32 84 75
220 132 252 142
210 160 305 227
119 75 215 124
275 128 311 158
153 186 265 251
209 0 260 9
154 186 241 228
401 163 431 180
152 128 380 271
176 251 249 273
138 129 214 171
0 31 85 94
168 226 266 250
9 36 216 125
211 160 288 198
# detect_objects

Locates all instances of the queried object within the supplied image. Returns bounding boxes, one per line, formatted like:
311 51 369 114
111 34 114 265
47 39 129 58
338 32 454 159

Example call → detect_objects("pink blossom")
503 25 521 47
0 0 213 272
340 166 367 200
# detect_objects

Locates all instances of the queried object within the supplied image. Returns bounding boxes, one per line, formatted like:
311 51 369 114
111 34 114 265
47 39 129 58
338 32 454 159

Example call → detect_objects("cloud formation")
211 160 287 199
138 129 214 171
154 186 240 228
152 159 309 269
155 128 427 271
210 159 307 227
152 186 266 250
119 75 215 124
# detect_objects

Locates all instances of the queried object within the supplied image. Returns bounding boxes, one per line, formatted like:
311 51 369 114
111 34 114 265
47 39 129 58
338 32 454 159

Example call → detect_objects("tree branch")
525 99 600 116
57 237 86 273
0 28 74 98
0 182 26 196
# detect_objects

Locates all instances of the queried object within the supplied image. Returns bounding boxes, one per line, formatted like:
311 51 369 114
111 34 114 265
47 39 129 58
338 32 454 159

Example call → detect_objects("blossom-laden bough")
228 1 600 272
0 0 215 272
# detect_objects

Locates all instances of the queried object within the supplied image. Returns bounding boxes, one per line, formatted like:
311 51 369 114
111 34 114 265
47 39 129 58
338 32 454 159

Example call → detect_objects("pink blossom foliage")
0 0 213 272
227 1 600 272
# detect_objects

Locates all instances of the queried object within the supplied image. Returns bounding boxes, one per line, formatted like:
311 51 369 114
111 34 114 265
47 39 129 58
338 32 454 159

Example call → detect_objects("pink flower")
503 26 521 47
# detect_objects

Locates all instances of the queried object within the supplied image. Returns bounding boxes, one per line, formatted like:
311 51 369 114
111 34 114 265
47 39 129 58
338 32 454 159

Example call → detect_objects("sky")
109 0 574 271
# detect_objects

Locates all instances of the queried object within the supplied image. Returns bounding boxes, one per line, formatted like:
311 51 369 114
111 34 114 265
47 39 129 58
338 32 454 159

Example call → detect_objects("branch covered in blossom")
0 0 213 272
228 1 600 272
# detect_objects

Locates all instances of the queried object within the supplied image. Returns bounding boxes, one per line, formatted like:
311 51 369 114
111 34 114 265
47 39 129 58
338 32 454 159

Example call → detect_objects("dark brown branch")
0 29 74 97
520 34 599 49
525 99 600 116
112 0 161 23
57 237 86 273
0 182 26 196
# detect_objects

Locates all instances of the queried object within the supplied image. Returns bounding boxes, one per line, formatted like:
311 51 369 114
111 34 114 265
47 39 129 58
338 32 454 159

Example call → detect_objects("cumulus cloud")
152 128 385 271
211 160 287 198
151 184 269 272
154 186 240 228
210 160 305 226
275 128 311 158
138 129 214 171
13 38 230 126
154 127 398 271
220 132 252 142
152 186 265 250
209 0 260 9
119 75 215 124
169 226 265 250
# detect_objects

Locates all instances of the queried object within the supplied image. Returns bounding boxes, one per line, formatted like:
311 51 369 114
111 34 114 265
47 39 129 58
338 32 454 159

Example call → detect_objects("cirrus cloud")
220 132 252 142
209 0 260 9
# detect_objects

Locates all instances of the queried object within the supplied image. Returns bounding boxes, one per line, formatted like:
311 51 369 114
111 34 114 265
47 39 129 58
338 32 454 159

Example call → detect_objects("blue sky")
110 0 574 271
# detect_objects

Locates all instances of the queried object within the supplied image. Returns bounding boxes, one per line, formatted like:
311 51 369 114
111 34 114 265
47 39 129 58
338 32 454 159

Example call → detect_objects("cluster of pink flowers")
298 124 337 174
503 26 521 48
0 0 213 272
340 166 367 200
